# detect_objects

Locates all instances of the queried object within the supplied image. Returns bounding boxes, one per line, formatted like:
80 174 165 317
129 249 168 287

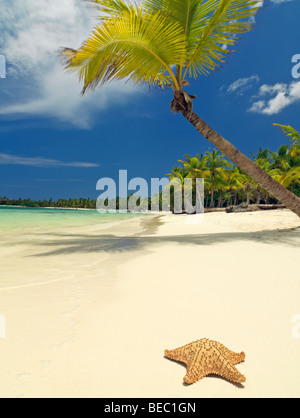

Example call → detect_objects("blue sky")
0 0 300 200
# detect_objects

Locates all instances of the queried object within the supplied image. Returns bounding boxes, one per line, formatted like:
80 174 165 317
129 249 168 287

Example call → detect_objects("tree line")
167 124 300 209
1 125 299 212
0 197 98 209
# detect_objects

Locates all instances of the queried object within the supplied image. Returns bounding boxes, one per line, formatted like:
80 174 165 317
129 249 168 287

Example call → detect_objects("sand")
0 209 299 398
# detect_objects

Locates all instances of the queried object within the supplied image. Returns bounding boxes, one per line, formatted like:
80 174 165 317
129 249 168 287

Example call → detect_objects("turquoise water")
0 206 142 233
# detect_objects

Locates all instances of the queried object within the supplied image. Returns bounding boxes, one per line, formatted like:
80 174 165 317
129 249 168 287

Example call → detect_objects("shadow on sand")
27 225 300 257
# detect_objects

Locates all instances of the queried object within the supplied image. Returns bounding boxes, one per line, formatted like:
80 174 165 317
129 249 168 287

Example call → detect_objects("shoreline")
0 210 299 398
0 203 288 214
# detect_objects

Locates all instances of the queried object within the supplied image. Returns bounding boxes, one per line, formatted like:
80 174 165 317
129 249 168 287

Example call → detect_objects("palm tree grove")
168 123 300 210
61 0 300 217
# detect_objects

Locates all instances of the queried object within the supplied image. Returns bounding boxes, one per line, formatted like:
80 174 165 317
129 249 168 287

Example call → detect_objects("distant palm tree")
203 149 229 207
250 147 271 162
237 171 255 205
271 145 300 172
251 154 272 204
271 145 292 172
214 169 228 207
226 166 244 206
177 154 206 212
179 154 207 180
166 165 188 212
167 165 189 182
273 124 300 166
62 0 300 217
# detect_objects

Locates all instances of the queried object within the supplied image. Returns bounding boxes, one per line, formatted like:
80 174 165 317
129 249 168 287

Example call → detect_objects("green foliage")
273 124 300 146
168 129 300 209
0 197 97 209
62 0 260 92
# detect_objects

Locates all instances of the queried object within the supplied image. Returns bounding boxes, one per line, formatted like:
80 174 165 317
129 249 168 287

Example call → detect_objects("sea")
0 206 143 234
0 206 147 291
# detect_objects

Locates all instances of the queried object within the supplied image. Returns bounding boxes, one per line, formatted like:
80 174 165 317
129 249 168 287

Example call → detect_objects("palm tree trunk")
246 184 250 205
179 107 300 217
218 190 223 208
205 193 209 208
234 191 238 206
256 187 261 205
228 192 232 207
210 188 215 208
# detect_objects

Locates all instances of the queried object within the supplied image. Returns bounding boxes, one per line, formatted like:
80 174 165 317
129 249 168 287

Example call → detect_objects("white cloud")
248 0 294 23
257 0 295 6
249 81 300 115
0 0 143 128
225 75 260 96
0 153 99 168
0 66 139 129
270 0 294 4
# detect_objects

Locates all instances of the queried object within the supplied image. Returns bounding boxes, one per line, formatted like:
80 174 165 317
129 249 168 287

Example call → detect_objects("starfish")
165 338 246 384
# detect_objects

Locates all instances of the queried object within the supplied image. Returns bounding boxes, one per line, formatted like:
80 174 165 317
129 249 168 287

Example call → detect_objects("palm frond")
289 145 300 158
273 123 300 145
144 0 220 78
144 0 219 49
284 167 300 188
183 0 260 79
88 0 135 19
62 0 261 93
61 5 185 92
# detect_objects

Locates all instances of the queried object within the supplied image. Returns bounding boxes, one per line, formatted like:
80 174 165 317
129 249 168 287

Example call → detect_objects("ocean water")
0 206 148 290
0 206 143 234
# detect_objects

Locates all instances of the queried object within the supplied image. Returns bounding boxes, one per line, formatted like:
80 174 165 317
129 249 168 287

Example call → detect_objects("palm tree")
167 165 189 182
177 154 206 212
225 165 244 206
238 170 255 205
250 147 271 163
166 165 189 212
270 145 300 176
214 169 228 207
273 124 300 168
61 0 300 217
270 145 292 172
179 154 206 177
203 149 229 207
251 154 272 204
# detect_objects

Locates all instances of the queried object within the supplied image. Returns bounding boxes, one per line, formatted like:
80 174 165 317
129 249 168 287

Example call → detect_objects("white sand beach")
0 209 300 398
